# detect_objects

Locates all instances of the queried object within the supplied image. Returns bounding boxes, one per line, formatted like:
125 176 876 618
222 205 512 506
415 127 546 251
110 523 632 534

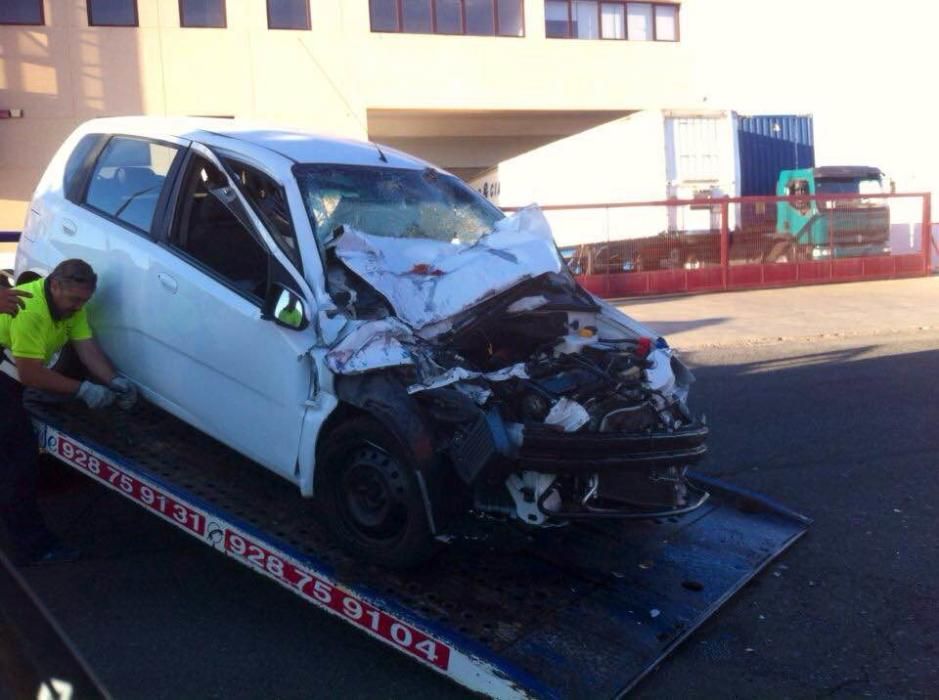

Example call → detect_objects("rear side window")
64 134 105 203
84 137 181 234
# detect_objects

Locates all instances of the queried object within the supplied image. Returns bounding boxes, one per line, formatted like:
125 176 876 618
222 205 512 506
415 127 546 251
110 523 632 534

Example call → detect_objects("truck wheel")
318 417 434 569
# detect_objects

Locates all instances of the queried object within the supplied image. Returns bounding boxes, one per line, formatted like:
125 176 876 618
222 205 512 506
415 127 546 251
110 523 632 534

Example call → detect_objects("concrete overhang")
367 108 634 180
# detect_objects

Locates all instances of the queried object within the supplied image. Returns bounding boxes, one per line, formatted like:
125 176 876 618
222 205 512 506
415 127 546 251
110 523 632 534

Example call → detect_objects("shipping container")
737 114 815 196
468 110 815 248
469 110 740 247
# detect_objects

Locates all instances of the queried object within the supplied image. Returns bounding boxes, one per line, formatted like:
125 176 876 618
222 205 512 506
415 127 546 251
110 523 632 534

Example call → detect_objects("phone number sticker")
224 529 450 670
55 434 206 536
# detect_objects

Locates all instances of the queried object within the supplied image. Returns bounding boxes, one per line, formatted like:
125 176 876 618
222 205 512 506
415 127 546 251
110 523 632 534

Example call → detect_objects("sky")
682 0 935 193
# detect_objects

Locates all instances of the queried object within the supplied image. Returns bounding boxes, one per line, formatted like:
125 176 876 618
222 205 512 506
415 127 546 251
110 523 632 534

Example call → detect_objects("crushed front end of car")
322 204 709 543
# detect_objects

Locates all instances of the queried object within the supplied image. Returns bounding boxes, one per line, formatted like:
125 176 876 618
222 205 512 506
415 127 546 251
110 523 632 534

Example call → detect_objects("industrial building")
0 0 688 229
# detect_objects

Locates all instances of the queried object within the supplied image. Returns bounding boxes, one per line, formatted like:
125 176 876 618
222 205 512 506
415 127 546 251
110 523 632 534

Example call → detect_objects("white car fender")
295 347 339 497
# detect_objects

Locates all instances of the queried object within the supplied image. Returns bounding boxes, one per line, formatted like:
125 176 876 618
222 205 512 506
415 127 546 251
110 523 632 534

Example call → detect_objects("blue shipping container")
737 114 815 196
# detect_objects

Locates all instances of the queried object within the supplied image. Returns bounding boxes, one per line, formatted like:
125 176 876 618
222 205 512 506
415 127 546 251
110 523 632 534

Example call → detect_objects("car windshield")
815 177 883 195
295 164 504 246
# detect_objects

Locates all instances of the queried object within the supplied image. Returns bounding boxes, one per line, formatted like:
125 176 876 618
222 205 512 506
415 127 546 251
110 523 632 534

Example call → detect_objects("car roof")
76 116 433 171
813 166 883 180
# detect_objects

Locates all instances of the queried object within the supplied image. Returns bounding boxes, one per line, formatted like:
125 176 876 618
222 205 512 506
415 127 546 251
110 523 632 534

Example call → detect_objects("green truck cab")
776 166 891 260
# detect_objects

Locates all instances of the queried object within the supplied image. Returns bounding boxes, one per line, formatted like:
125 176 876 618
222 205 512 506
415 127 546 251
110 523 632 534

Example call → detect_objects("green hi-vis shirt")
0 278 93 363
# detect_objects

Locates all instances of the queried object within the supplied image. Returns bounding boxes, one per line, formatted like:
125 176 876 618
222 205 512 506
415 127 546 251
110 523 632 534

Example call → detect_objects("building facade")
0 0 690 229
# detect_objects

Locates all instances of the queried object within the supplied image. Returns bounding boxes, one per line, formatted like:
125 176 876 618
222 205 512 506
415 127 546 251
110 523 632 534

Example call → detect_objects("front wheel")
317 417 435 568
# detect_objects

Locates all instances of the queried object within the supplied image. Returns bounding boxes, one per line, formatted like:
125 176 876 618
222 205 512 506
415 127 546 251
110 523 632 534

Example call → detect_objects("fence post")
720 199 730 289
922 193 932 274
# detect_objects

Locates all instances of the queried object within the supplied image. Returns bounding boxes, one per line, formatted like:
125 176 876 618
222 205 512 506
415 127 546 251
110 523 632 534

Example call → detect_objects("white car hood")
333 206 563 331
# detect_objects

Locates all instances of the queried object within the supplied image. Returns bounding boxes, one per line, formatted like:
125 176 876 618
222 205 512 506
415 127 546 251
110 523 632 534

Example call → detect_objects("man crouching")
0 259 137 565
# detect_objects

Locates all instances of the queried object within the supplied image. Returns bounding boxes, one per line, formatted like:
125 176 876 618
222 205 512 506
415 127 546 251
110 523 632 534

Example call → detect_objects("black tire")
317 417 435 569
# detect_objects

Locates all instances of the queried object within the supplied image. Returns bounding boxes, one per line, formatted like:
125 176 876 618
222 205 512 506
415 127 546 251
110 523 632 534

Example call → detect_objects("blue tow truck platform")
29 399 810 699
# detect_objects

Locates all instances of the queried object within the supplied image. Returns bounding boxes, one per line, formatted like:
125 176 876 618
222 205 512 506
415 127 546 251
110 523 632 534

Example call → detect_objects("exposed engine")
324 214 709 530
391 276 711 528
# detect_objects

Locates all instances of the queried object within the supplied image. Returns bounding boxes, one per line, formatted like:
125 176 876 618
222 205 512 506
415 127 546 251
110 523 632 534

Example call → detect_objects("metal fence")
2 195 934 299
508 192 932 298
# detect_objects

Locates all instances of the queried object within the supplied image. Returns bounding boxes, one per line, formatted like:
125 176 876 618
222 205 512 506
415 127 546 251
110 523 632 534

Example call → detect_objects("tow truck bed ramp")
30 402 809 699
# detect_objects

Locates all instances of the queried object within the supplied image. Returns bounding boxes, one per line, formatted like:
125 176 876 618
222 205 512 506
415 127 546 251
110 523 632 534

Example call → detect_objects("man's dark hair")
49 259 97 291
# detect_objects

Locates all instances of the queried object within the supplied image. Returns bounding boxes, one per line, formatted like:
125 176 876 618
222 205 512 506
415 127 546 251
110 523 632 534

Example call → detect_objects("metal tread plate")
30 401 810 699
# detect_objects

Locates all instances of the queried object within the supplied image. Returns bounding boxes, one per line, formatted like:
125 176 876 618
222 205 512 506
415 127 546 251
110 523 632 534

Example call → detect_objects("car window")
223 157 301 270
171 154 269 301
84 136 180 234
787 179 809 197
64 133 105 203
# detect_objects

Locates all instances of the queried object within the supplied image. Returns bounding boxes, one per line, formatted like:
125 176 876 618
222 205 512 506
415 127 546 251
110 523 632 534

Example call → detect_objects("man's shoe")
23 542 81 567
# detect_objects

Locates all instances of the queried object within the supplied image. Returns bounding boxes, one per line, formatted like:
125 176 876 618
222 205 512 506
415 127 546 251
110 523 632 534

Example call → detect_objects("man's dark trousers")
0 371 54 560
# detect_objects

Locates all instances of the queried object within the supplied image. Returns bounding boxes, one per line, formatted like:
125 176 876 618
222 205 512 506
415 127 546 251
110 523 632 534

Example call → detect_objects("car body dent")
332 206 562 333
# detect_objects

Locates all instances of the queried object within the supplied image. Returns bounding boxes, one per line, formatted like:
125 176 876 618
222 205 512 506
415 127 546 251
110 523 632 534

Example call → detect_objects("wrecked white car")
16 118 708 567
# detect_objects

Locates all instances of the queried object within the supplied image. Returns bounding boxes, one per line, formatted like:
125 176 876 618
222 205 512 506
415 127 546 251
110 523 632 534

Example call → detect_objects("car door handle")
157 273 178 294
62 219 77 236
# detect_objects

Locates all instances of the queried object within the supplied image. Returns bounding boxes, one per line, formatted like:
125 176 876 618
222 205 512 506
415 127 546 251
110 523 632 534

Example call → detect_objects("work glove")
76 381 116 410
109 375 138 410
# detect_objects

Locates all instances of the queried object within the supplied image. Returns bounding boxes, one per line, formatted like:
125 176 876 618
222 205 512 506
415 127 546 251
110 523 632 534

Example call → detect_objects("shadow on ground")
636 342 939 698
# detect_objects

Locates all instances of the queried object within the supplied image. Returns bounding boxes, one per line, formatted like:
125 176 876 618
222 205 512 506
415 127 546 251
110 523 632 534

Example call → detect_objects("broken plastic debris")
643 348 677 394
483 363 529 381
506 295 548 314
650 609 661 619
326 319 415 374
544 397 590 432
638 560 654 570
452 383 492 405
407 362 529 395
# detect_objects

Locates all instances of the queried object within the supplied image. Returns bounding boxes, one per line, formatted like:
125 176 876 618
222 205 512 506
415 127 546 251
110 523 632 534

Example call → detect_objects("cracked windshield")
296 164 503 245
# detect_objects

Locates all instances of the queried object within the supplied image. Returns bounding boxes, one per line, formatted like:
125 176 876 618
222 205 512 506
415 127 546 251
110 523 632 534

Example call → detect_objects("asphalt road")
14 329 939 699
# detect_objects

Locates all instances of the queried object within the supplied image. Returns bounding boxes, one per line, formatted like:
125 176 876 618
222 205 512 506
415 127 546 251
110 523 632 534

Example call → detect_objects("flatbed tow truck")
28 399 809 699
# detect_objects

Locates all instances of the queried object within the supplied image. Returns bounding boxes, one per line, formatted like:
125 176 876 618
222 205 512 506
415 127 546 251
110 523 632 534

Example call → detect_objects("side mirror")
270 286 308 330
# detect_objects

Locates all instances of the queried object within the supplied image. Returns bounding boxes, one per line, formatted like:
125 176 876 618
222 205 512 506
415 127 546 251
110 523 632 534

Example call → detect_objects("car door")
139 144 315 480
36 133 188 374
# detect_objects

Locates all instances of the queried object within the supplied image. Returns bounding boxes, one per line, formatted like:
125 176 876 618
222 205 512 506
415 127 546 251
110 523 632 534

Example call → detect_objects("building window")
600 3 624 39
180 0 226 28
267 0 310 30
369 0 524 37
545 1 678 40
0 0 44 25
87 0 139 27
653 2 677 40
626 2 652 39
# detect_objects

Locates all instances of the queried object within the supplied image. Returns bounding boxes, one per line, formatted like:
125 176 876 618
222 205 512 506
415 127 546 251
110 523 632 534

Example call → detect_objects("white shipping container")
469 110 741 248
